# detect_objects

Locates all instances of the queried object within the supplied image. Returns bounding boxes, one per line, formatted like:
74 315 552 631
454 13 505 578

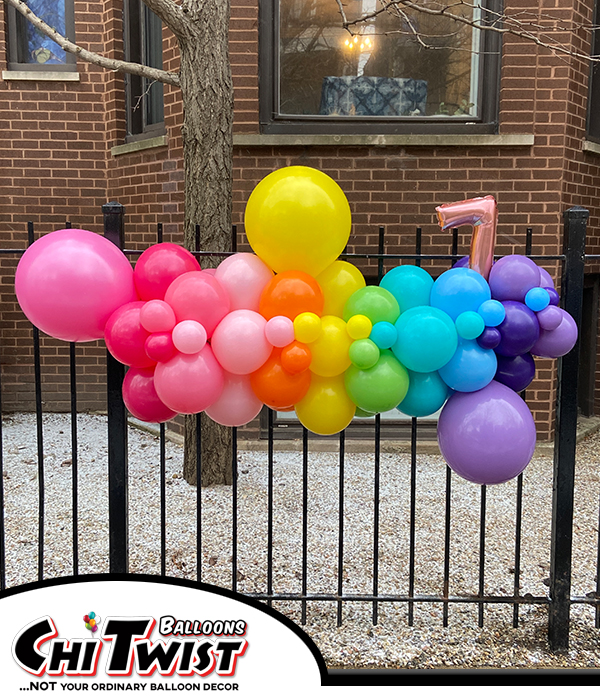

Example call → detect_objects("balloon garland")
14 167 578 486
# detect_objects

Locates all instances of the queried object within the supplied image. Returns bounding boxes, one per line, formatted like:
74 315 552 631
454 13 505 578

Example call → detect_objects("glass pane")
144 4 164 126
17 0 67 64
279 0 481 118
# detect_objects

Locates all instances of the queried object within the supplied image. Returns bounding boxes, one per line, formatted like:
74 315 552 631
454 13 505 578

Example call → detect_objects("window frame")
587 0 600 143
259 0 502 134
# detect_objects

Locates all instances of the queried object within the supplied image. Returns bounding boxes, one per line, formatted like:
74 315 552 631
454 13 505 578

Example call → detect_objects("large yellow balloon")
244 167 352 278
309 316 352 377
295 374 356 435
316 261 366 318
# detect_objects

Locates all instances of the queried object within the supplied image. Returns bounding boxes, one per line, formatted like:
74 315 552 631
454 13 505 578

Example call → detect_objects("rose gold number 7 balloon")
435 194 498 280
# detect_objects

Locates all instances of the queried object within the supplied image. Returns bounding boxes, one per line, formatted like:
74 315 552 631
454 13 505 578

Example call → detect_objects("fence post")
103 202 129 574
548 206 588 651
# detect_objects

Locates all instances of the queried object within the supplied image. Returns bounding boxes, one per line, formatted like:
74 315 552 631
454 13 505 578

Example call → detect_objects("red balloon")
134 243 201 301
122 367 178 423
164 272 230 337
145 332 177 363
105 302 155 368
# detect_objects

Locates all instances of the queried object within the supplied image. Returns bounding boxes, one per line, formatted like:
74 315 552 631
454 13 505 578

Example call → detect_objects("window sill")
233 133 535 148
582 139 600 156
2 70 80 82
111 135 168 157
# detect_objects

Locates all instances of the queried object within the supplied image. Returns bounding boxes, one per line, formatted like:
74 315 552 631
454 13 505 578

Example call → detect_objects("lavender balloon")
488 255 541 302
495 301 540 357
538 266 555 290
494 353 536 393
437 380 536 485
536 304 562 331
530 308 578 358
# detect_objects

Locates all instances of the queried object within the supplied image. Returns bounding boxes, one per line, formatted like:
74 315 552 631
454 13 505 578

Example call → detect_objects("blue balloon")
438 338 497 393
525 287 550 312
477 299 506 327
430 268 491 321
397 370 450 417
370 321 397 349
392 306 458 373
380 265 434 314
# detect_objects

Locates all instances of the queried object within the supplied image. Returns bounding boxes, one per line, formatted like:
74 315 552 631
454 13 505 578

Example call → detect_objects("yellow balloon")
309 316 352 377
244 166 352 277
294 312 322 344
295 374 356 435
316 261 366 317
346 314 372 340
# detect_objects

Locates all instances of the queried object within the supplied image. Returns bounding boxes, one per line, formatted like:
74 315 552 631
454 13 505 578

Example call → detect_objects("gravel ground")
3 411 600 670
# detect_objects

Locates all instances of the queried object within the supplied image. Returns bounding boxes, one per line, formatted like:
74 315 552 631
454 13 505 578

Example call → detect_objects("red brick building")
1 0 600 441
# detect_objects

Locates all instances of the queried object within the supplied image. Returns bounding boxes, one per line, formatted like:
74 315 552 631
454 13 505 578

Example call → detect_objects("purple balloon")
452 256 470 269
538 267 555 290
545 287 560 306
437 380 536 485
494 353 536 393
530 308 578 358
536 304 562 331
489 255 541 302
477 327 501 350
495 301 540 357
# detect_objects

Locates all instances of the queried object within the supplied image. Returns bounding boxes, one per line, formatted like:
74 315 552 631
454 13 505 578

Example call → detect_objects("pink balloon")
145 333 177 363
134 243 201 301
202 268 217 276
214 253 274 311
205 372 264 427
140 300 176 333
164 271 230 337
211 310 273 375
172 320 207 354
122 367 178 423
105 302 155 368
154 346 225 414
265 316 295 347
15 229 138 342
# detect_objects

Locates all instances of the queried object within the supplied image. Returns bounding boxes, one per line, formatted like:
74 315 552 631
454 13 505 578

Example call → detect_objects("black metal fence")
0 203 596 654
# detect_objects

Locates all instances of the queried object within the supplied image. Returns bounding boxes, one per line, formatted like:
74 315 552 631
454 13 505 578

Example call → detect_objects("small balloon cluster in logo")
14 167 577 486
83 611 100 633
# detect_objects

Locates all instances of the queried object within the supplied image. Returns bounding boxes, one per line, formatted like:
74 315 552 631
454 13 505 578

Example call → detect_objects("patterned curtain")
24 0 67 64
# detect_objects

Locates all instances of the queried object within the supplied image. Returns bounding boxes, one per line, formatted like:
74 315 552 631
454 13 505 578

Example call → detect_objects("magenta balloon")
488 255 541 303
164 271 230 337
134 243 201 301
105 302 155 368
122 367 178 423
154 346 225 414
145 332 177 364
205 372 264 427
211 310 273 375
15 229 137 342
437 381 536 485
530 308 578 358
214 253 274 311
139 300 176 333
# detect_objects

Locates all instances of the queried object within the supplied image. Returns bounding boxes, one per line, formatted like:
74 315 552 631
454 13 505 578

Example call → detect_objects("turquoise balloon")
455 311 485 340
397 370 450 417
430 268 491 321
345 350 409 414
392 306 458 373
369 321 397 349
438 338 497 393
380 265 434 313
343 286 400 325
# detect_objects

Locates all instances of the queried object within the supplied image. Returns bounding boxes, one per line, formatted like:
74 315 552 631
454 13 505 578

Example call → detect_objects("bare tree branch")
142 0 187 37
3 0 181 86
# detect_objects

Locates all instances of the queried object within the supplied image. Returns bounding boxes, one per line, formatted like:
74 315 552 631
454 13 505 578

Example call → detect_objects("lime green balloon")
397 370 450 417
343 286 400 325
349 338 380 370
345 350 409 414
355 406 377 418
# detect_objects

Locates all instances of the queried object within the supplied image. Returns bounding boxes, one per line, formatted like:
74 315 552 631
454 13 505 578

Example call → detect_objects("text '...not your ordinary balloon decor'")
14 168 578 486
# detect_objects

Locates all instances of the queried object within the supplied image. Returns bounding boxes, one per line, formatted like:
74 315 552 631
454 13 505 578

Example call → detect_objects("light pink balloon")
140 300 177 333
122 367 178 423
265 315 295 347
172 320 207 354
214 253 274 311
15 229 138 342
205 372 264 427
164 271 230 337
211 310 273 375
154 346 225 415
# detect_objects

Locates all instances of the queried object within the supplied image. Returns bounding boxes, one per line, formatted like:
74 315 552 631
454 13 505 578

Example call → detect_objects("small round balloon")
122 367 178 423
530 308 578 358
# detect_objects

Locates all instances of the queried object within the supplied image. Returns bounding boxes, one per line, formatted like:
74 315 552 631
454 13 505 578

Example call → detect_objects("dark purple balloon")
545 287 560 306
437 380 536 485
494 353 536 393
452 256 470 269
495 301 540 357
530 308 578 358
489 255 541 302
477 327 501 350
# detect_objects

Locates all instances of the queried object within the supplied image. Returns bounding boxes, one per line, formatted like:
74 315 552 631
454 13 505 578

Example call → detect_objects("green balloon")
397 370 450 417
343 286 400 325
355 407 377 418
345 350 409 414
349 338 380 370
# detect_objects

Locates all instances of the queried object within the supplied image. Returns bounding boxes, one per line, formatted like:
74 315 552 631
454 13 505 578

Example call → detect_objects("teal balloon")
343 286 400 325
380 265 434 313
369 321 397 349
392 306 458 373
349 338 380 370
455 311 485 340
345 350 409 414
397 370 450 417
438 338 497 393
430 268 491 321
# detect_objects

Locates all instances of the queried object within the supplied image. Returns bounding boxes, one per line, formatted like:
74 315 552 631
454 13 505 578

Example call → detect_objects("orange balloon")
259 270 324 321
250 347 311 409
281 341 312 375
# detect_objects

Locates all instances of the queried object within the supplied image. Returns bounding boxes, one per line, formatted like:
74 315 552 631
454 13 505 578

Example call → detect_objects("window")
260 0 501 133
123 0 165 140
6 0 76 71
587 1 600 141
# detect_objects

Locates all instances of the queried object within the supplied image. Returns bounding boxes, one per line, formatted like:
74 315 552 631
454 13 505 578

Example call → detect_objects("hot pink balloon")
205 372 264 427
172 320 207 354
134 243 201 301
145 333 177 364
154 345 225 414
15 228 138 342
122 367 178 423
139 300 177 333
105 302 155 368
211 310 273 375
265 316 295 347
214 253 274 311
164 271 230 337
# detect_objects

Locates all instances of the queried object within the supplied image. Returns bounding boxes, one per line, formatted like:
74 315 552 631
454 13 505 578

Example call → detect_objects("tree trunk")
177 0 234 486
